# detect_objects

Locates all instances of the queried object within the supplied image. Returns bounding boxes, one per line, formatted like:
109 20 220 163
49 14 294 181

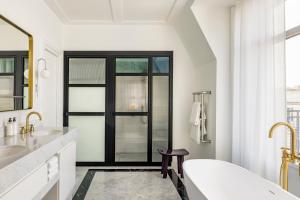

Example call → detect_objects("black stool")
158 148 189 178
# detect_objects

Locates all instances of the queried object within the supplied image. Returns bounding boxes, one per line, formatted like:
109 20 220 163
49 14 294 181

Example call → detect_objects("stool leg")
179 156 184 178
161 155 165 174
177 156 181 175
163 156 169 178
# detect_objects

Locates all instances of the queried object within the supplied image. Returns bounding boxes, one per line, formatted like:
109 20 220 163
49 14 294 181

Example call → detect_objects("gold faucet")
22 111 42 134
269 122 300 190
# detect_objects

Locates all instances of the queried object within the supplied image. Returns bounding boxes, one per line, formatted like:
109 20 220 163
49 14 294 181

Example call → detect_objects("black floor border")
72 170 96 200
73 168 189 200
168 169 189 200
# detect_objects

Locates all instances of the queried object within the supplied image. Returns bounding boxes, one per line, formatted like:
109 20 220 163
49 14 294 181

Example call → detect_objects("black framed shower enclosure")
63 51 173 166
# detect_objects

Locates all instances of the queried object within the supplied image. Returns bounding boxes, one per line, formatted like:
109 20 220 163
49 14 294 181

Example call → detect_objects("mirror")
0 15 33 112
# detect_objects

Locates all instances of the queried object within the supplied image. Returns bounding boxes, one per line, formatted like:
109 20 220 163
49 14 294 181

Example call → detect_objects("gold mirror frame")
0 15 33 110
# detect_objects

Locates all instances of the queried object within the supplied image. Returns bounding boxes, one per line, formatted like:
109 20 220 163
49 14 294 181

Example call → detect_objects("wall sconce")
38 58 50 79
23 58 50 79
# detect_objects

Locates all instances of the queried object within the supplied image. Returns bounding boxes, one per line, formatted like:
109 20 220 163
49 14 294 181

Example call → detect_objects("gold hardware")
20 127 26 135
269 122 300 191
22 111 42 134
30 124 34 132
28 36 33 109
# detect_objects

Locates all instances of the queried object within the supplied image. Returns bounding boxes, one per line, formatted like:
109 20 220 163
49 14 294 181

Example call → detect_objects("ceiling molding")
45 0 72 24
167 0 189 23
110 0 124 22
166 0 178 21
65 19 168 25
44 0 188 25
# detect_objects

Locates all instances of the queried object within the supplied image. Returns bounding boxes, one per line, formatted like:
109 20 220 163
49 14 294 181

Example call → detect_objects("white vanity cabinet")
0 164 48 200
59 141 76 200
0 141 77 200
0 128 78 200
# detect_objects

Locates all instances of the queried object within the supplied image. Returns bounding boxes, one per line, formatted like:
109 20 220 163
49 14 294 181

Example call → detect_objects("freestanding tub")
183 159 299 200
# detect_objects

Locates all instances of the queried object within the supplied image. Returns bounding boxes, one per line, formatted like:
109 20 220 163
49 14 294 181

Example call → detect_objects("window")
285 0 300 151
285 0 300 30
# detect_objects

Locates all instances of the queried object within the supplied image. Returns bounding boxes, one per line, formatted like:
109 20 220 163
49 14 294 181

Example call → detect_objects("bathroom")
0 0 299 199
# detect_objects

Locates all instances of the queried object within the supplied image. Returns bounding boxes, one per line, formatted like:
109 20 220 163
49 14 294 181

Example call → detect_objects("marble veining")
74 169 185 200
74 167 89 196
0 127 78 195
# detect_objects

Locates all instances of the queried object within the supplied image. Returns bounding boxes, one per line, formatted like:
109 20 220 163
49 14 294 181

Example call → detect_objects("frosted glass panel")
69 87 105 112
69 58 106 84
152 76 169 162
116 76 148 112
0 58 14 73
116 58 148 73
69 116 105 162
115 116 147 162
0 76 14 111
153 57 169 73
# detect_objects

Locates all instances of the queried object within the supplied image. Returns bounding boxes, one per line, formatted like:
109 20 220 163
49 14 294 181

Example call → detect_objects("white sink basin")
31 128 62 136
0 145 27 157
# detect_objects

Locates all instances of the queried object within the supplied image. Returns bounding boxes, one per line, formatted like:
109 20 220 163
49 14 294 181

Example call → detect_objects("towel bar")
192 91 211 143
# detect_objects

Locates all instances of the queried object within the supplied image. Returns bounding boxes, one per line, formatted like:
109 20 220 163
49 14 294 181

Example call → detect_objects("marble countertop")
0 127 78 195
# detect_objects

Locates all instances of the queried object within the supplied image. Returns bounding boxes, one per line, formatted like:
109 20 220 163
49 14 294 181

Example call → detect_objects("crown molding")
45 0 187 25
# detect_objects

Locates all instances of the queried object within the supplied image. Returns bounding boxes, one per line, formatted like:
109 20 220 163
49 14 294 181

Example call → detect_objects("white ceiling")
45 0 188 24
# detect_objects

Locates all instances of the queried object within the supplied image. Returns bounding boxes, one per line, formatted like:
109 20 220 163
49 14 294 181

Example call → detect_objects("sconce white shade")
40 69 50 79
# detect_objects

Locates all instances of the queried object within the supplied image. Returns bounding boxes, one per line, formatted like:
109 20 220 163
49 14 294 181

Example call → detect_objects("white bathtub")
183 159 299 200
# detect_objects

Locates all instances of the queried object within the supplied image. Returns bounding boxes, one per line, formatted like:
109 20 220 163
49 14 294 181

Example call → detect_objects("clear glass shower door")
152 57 170 162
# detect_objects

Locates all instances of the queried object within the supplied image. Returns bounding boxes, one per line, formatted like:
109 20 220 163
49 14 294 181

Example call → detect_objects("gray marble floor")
82 171 182 200
115 152 162 162
74 167 89 195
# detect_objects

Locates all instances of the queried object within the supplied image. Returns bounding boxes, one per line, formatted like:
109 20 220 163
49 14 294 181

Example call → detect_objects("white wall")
63 24 215 161
193 61 216 159
0 23 28 50
0 0 63 134
191 0 232 161
171 1 215 66
171 2 217 159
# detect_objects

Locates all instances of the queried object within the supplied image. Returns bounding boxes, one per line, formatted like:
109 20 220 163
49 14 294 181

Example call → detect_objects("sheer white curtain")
231 0 286 182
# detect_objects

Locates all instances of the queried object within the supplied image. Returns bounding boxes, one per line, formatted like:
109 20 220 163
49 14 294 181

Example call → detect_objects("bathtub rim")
182 159 299 200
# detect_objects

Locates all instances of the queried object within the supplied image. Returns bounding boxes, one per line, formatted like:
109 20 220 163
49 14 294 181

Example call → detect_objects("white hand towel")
48 170 58 181
200 111 207 136
201 111 206 120
48 156 58 168
48 165 59 174
190 102 201 125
